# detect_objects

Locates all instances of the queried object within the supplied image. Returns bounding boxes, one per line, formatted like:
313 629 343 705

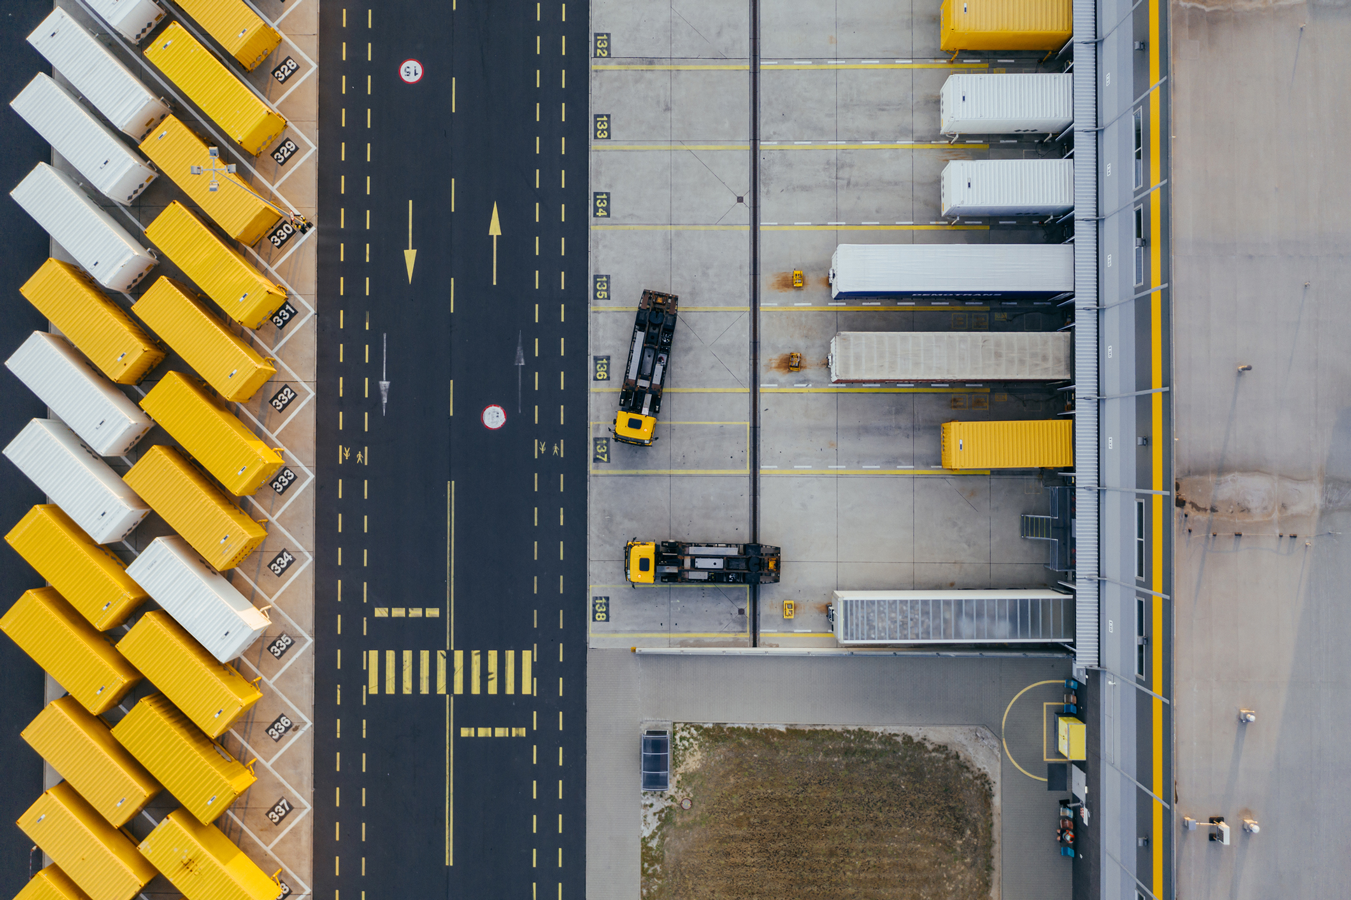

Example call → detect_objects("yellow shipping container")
144 24 286 155
6 505 148 631
16 783 158 900
13 866 94 900
939 0 1072 52
123 445 268 570
132 278 276 402
18 259 164 384
115 612 262 739
140 372 284 496
139 117 282 246
940 419 1073 469
139 809 278 900
112 694 256 825
0 588 141 715
173 0 282 71
144 203 287 330
21 697 161 827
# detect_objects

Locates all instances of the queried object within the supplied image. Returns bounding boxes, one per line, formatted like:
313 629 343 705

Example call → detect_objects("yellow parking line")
764 224 989 232
590 469 747 476
590 142 989 151
592 63 749 70
761 468 988 476
591 306 749 311
589 387 748 393
762 305 991 311
763 386 989 393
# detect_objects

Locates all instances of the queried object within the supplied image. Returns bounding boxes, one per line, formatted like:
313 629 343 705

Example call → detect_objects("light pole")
189 147 312 234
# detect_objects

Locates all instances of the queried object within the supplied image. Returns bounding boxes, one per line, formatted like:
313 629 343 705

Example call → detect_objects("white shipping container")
5 332 154 456
829 243 1073 300
828 332 1072 383
940 73 1073 135
126 536 270 663
27 8 171 140
832 589 1074 645
11 163 158 293
941 160 1074 218
85 0 166 44
10 74 159 204
2 419 150 543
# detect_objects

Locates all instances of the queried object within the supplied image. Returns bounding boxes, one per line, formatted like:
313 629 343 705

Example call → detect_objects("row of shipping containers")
825 6 1080 469
4 6 293 900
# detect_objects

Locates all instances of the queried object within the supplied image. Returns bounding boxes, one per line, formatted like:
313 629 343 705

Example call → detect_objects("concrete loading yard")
10 0 1338 894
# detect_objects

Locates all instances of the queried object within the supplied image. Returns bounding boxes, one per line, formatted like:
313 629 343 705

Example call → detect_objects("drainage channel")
748 0 762 647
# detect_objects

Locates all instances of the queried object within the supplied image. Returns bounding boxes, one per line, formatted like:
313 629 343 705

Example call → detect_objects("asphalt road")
0 2 71 896
314 2 587 898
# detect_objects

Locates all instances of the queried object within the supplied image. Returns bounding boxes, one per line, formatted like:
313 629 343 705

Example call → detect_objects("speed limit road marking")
400 59 423 83
482 405 506 430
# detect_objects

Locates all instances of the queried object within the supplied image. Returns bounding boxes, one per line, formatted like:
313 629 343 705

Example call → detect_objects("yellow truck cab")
625 541 658 584
612 290 678 447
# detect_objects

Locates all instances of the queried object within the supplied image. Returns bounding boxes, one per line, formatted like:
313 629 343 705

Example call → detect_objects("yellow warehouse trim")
21 697 161 828
6 505 148 631
939 0 1072 51
172 0 282 71
16 783 158 900
140 372 284 496
115 612 262 739
144 23 286 155
144 203 286 330
139 117 282 246
14 866 95 900
132 278 275 403
0 588 141 715
111 694 256 825
123 446 267 570
18 259 164 384
139 809 279 900
940 419 1073 470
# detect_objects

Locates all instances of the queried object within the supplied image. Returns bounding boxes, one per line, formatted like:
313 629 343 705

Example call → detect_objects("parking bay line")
591 142 989 151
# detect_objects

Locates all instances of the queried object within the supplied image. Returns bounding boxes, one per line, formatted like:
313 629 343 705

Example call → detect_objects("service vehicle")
624 540 781 585
611 290 678 446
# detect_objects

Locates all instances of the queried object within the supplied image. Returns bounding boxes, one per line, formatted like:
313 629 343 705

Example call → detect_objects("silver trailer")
939 73 1073 136
830 589 1074 645
828 331 1071 383
10 74 159 204
829 243 1073 301
941 160 1074 218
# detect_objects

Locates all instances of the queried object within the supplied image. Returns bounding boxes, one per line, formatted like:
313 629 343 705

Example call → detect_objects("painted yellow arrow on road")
489 202 501 286
404 200 417 283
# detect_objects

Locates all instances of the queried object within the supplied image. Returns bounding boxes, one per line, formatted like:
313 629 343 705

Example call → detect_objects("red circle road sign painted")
399 59 424 83
481 405 506 430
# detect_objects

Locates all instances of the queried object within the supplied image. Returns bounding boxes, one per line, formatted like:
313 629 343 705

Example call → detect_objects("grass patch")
642 725 993 900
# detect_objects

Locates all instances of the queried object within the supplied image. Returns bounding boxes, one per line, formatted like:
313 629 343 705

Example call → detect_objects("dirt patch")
642 724 997 900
